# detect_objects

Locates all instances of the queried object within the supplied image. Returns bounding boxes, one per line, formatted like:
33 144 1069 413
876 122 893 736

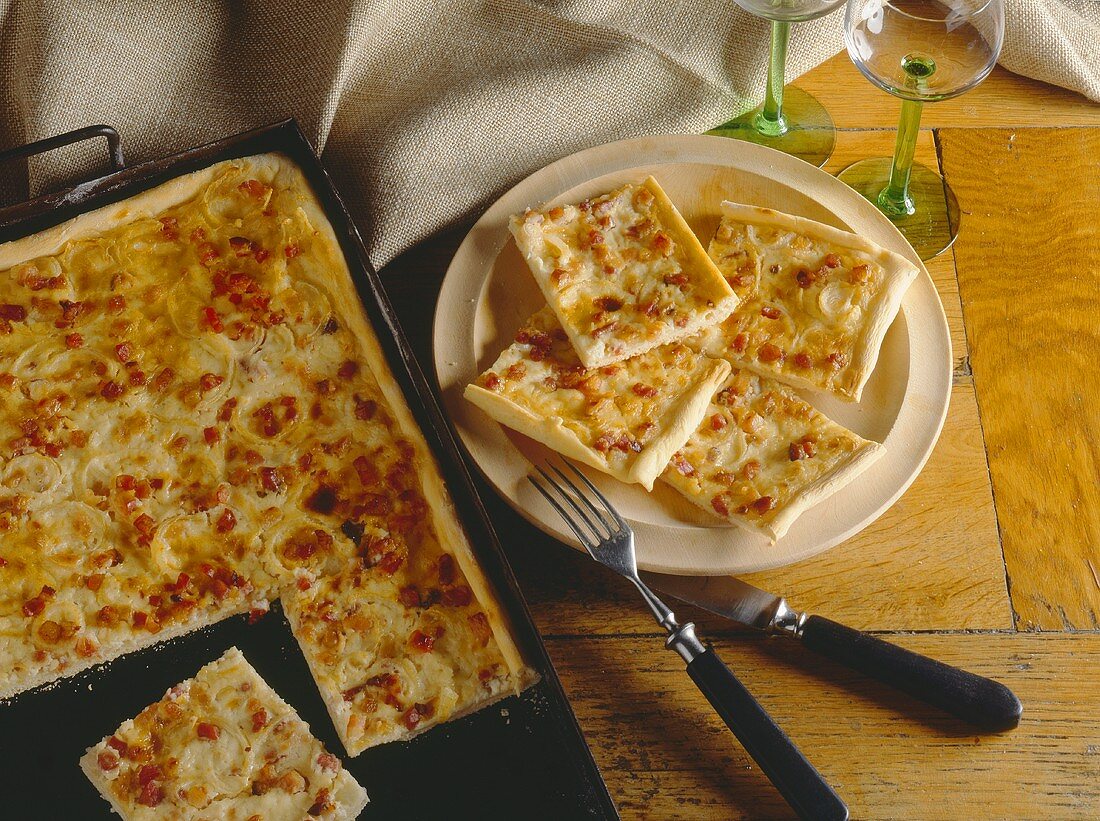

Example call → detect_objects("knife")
641 571 1023 732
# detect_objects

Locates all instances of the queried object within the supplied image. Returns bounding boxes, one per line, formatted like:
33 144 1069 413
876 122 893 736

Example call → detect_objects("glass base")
836 158 961 261
707 86 836 168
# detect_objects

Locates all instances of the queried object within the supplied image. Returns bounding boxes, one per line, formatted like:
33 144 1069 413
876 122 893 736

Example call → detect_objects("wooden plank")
796 52 1100 130
824 129 969 378
511 384 1008 635
939 127 1100 631
547 632 1100 820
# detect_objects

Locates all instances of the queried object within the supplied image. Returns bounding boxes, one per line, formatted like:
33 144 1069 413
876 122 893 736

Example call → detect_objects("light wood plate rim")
432 134 951 576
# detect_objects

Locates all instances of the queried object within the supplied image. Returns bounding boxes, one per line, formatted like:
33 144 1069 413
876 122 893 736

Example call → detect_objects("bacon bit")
103 295 126 314
132 611 148 628
248 607 267 624
594 296 624 312
789 437 817 461
259 467 284 493
116 474 136 491
822 253 841 269
238 179 269 198
849 264 869 285
305 485 337 515
711 494 732 517
84 573 105 592
64 332 84 349
758 343 784 364
442 585 472 607
639 298 660 318
229 236 254 257
0 304 27 321
75 636 97 657
198 373 224 392
663 272 689 287
337 360 359 380
827 352 849 370
250 708 269 732
591 321 619 339
114 342 133 363
137 781 164 807
731 333 749 354
787 352 811 370
138 763 162 787
795 268 816 288
37 619 61 643
653 232 673 256
408 629 435 653
216 509 237 532
150 477 165 490
398 586 420 608
761 305 781 320
97 751 118 771
100 380 124 400
104 736 127 756
307 789 334 817
468 612 492 646
151 367 174 392
201 426 219 446
201 306 223 333
401 705 425 731
550 267 569 287
172 572 190 592
482 372 503 391
347 397 378 424
436 553 456 585
741 460 761 480
284 243 301 259
133 514 156 537
630 382 658 398
216 398 237 423
710 413 728 431
317 752 339 772
96 605 120 627
129 369 147 387
751 496 775 514
668 452 694 477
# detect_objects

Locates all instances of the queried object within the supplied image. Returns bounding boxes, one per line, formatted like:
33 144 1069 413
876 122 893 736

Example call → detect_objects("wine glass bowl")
847 0 1004 101
734 0 846 23
838 0 1005 258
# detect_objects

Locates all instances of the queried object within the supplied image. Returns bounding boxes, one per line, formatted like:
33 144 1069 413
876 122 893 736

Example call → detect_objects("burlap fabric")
0 0 1096 266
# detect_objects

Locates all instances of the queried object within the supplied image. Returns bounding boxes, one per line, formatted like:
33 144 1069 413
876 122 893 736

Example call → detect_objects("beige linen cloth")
0 0 1096 267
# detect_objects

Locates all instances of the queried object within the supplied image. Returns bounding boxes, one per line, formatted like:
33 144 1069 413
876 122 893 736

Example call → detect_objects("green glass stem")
753 20 790 137
878 99 923 218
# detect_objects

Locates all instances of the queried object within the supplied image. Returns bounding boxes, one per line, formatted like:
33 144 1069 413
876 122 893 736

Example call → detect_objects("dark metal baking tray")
0 120 619 821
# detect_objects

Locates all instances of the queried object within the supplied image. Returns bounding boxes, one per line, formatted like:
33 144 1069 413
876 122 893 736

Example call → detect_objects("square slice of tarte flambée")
80 647 368 821
0 151 534 737
465 306 730 491
661 368 884 542
695 202 919 402
509 176 739 369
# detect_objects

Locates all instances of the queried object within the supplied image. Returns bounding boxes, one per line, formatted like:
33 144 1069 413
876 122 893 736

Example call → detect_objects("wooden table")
380 52 1100 819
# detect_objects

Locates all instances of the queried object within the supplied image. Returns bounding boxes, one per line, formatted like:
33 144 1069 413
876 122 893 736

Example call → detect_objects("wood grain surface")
940 127 1100 633
377 50 1100 820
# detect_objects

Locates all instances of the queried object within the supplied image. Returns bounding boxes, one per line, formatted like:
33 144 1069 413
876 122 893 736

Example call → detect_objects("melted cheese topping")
0 155 514 747
697 214 893 399
510 177 737 368
661 369 871 536
83 647 367 820
471 306 728 479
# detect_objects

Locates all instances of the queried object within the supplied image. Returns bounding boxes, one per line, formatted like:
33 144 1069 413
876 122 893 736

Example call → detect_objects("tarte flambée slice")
509 177 739 369
79 647 368 821
661 368 884 542
282 544 531 757
465 306 731 491
695 202 919 402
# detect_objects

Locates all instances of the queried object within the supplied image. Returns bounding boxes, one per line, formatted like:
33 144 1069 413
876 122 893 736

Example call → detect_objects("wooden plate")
433 135 951 576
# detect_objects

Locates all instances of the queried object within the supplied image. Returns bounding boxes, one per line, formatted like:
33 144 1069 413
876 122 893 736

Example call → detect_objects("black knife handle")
687 648 849 821
799 615 1022 731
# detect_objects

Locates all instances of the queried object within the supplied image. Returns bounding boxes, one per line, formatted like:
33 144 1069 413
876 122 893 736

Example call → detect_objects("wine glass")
838 0 1005 259
709 0 846 167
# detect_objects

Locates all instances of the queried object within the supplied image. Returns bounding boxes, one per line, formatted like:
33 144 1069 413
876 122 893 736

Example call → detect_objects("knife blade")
640 571 792 633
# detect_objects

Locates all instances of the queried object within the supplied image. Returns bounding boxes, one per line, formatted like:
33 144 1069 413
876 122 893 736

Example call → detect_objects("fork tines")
527 460 627 553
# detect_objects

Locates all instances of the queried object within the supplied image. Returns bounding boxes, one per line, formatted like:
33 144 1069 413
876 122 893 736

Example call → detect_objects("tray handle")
0 124 125 171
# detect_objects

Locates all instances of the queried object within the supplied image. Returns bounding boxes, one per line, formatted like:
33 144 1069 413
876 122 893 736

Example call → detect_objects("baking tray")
0 120 619 820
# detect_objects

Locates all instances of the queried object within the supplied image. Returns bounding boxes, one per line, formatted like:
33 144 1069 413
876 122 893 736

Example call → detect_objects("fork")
530 460 848 821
